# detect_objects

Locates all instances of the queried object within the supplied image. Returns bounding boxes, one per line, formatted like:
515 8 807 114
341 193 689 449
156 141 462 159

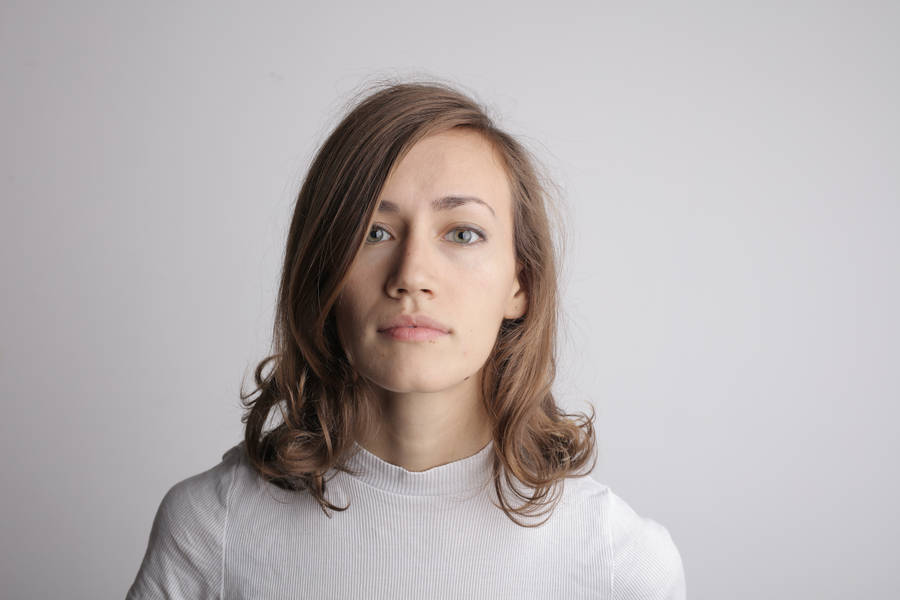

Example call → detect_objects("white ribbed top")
343 440 495 495
126 441 686 599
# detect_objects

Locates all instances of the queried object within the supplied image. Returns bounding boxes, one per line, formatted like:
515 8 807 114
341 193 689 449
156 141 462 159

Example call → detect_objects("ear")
503 267 528 320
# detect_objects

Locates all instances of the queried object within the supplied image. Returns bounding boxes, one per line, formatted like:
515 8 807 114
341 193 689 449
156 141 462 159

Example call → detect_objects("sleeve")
606 490 686 600
125 447 240 600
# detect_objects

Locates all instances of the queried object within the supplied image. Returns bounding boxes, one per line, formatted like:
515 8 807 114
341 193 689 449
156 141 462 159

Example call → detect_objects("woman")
127 80 686 599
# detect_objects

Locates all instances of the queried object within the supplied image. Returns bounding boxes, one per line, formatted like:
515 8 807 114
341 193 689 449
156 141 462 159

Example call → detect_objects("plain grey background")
2 1 898 598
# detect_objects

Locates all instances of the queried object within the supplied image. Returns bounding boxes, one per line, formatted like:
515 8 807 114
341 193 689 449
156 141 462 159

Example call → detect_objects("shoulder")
600 486 686 600
558 476 685 598
152 443 242 539
126 443 243 599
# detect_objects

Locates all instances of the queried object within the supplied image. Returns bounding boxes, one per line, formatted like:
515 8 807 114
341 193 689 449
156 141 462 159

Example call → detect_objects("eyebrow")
376 195 496 218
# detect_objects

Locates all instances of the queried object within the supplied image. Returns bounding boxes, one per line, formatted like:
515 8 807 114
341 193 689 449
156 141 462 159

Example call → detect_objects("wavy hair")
240 79 597 527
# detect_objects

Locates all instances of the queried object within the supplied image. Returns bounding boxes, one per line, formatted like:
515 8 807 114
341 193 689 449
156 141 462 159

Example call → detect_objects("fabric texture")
126 440 685 599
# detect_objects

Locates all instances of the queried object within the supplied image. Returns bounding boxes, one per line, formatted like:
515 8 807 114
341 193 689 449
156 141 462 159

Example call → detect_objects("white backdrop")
2 2 898 598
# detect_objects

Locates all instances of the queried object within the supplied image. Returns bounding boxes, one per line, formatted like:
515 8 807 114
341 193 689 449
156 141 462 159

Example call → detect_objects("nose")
384 229 437 300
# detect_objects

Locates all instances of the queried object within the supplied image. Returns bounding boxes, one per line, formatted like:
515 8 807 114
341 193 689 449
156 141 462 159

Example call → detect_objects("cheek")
455 270 514 335
334 287 365 343
457 254 515 305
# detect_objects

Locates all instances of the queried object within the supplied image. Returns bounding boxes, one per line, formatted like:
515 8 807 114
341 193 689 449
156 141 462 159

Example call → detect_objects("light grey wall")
2 1 898 598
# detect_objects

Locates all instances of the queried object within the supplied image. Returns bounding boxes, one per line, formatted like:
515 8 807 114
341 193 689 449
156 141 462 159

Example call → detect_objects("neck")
357 370 493 472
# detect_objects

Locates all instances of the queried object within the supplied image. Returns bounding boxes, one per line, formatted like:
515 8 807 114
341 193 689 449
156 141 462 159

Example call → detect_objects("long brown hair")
240 79 597 527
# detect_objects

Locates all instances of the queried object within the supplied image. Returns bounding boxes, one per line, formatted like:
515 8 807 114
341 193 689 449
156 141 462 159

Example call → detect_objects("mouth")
377 313 451 334
378 325 449 342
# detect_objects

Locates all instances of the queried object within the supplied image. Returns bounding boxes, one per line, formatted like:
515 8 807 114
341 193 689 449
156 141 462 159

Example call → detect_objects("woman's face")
334 128 527 395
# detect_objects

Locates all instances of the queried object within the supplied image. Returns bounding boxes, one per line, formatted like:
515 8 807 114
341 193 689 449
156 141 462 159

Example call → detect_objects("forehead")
379 128 512 215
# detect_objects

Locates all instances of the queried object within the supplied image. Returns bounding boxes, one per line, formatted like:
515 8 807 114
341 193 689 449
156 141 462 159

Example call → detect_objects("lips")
377 313 450 333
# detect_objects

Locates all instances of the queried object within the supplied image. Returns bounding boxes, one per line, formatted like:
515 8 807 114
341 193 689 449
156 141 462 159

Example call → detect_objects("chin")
373 379 456 395
365 369 471 395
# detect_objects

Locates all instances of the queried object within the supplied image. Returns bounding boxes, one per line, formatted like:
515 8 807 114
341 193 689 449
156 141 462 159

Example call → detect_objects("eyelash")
365 224 487 246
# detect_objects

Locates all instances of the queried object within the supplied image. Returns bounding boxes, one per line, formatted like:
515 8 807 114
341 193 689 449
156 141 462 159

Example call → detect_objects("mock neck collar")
344 440 495 496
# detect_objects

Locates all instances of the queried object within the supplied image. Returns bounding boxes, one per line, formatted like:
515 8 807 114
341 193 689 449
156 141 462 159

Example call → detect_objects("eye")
365 224 393 244
446 226 486 245
366 224 486 245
